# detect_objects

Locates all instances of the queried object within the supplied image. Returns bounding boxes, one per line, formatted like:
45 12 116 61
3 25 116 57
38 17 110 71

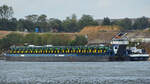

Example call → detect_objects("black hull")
129 57 149 61
5 56 149 62
5 56 110 62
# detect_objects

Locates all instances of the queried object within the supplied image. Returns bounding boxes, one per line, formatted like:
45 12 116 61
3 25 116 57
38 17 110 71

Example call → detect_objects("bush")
0 33 86 50
70 35 88 46
0 33 25 49
47 34 71 46
25 33 42 45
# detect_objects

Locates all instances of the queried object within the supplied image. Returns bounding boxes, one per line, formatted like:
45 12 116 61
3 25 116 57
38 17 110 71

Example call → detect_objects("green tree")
62 14 78 32
70 35 88 46
0 5 14 19
47 34 71 46
25 33 42 45
112 18 132 30
102 17 111 25
133 16 149 29
0 18 10 30
48 18 62 32
69 14 78 32
0 33 24 49
0 39 3 49
37 14 48 32
25 14 38 23
111 18 132 30
9 18 18 31
17 19 35 32
120 18 132 30
0 5 16 31
24 14 49 32
40 33 53 45
24 14 39 32
37 14 47 22
16 19 24 31
0 18 18 31
78 15 98 30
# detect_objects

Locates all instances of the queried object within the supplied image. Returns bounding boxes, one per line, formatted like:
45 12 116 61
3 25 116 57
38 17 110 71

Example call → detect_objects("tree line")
102 17 150 30
0 5 150 32
0 5 98 32
0 33 88 51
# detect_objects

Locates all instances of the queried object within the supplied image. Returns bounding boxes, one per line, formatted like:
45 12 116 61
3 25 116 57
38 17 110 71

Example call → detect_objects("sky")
0 0 150 20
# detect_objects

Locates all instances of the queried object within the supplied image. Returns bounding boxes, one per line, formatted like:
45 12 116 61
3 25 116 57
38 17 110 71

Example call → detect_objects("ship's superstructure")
128 47 149 61
111 32 149 61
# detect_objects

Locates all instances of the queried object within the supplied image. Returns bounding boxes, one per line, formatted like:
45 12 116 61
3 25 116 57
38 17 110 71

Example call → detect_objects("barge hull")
129 57 149 61
5 56 110 62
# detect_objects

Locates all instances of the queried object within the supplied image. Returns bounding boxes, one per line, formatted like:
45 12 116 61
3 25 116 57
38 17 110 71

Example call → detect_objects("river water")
0 60 150 84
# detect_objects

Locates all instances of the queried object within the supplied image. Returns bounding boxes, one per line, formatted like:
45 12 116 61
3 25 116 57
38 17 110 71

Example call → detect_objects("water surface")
0 60 150 84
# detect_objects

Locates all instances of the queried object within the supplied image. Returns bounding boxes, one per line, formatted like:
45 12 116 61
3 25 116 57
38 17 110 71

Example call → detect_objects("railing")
110 40 129 45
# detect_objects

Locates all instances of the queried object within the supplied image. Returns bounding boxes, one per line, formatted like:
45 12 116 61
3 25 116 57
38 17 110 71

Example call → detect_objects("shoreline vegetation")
0 32 88 51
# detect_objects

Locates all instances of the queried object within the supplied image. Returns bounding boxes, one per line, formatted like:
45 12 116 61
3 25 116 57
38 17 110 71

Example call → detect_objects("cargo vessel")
4 45 114 62
4 44 149 62
4 32 149 62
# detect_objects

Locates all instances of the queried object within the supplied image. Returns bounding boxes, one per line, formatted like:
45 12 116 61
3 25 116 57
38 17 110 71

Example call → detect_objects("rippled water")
0 60 150 84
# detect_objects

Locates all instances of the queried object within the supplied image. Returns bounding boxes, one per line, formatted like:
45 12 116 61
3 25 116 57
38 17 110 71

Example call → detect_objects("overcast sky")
0 0 150 20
